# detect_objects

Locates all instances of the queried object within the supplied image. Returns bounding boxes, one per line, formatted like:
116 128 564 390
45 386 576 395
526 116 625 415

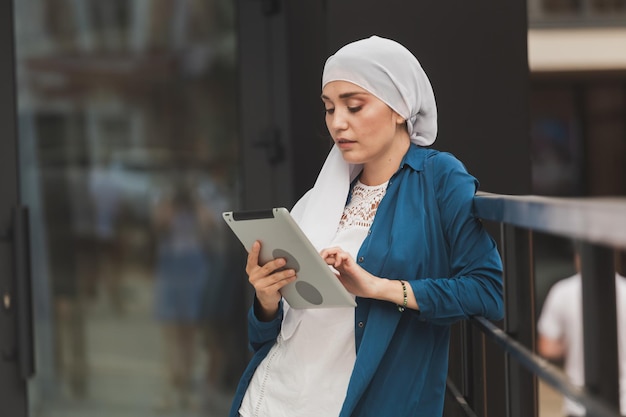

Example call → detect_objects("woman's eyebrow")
320 91 368 100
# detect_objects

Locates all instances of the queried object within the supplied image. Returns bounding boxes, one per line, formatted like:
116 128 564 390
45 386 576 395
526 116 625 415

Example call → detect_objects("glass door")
1 1 30 416
12 0 247 416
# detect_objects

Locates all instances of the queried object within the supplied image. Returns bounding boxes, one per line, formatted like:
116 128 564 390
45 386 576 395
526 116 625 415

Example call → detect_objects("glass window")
530 86 585 196
14 1 245 415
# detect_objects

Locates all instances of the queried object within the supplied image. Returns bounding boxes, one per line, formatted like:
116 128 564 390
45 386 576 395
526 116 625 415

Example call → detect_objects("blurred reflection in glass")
86 154 124 314
14 0 241 416
537 245 626 417
195 167 241 410
44 149 89 400
152 180 213 411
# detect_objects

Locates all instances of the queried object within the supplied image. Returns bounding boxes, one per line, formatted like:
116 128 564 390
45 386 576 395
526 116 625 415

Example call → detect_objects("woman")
229 35 504 417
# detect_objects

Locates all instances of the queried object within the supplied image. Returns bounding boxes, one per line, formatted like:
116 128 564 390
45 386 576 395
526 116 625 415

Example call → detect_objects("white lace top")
239 180 388 417
337 180 389 232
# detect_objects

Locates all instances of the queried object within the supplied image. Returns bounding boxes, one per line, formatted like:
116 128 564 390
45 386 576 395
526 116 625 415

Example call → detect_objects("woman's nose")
329 110 348 131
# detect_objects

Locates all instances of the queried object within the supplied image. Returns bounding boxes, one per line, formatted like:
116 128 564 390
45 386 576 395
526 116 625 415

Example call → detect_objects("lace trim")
337 180 388 232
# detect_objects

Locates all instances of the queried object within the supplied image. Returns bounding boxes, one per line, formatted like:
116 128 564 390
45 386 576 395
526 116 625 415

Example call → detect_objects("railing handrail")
464 192 625 417
471 317 621 417
474 192 626 248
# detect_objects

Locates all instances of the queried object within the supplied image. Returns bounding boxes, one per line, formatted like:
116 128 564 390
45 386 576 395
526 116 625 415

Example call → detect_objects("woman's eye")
348 106 362 113
324 108 335 115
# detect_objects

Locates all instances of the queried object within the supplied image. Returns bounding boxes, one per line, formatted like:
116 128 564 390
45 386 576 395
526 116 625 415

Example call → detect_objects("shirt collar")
399 143 429 172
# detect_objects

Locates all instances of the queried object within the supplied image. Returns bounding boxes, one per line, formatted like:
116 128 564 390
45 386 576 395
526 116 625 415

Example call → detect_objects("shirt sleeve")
537 284 565 340
410 152 504 324
246 297 284 352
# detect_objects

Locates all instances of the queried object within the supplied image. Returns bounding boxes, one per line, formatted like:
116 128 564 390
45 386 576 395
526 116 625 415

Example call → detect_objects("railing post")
579 243 621 415
446 320 478 417
501 224 537 417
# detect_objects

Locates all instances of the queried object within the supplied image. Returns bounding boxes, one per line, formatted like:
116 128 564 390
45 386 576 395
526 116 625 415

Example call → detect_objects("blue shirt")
229 144 504 417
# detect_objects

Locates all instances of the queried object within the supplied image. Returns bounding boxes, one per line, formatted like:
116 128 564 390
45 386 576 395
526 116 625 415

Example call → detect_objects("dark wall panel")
238 0 531 205
236 0 295 209
284 1 331 196
326 0 531 195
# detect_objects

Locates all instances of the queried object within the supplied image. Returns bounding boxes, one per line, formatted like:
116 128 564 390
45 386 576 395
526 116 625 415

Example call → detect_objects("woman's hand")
320 247 380 298
246 241 297 321
320 246 419 310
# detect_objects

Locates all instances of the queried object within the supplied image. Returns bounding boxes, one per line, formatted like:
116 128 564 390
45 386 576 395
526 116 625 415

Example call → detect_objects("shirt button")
357 256 364 263
358 321 365 328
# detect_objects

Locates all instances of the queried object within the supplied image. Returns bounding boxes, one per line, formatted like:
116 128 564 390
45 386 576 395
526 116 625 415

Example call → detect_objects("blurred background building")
527 0 626 341
1 0 624 416
527 1 626 415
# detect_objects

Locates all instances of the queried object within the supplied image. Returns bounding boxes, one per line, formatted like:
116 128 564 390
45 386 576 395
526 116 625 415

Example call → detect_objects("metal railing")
446 192 625 417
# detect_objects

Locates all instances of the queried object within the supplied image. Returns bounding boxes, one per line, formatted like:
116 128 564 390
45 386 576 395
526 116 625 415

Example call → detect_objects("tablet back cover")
222 208 356 309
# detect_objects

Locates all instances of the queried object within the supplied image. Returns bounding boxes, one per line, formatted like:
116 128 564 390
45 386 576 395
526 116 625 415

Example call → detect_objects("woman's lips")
336 139 356 149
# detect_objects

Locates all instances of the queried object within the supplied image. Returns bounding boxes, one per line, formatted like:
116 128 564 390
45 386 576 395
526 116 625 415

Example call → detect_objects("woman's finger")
320 246 343 258
245 240 262 275
330 251 350 268
246 241 288 277
250 258 294 288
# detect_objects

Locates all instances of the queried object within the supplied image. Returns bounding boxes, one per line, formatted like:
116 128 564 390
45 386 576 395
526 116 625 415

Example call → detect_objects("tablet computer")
222 207 356 309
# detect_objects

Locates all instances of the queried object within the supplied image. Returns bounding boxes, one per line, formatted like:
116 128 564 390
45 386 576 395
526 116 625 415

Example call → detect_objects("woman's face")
321 81 407 166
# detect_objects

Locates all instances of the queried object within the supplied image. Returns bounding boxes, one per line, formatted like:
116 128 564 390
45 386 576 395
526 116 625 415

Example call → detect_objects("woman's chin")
338 150 364 165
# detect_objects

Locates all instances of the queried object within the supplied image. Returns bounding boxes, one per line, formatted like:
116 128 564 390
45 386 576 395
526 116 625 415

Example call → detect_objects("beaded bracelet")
398 280 408 312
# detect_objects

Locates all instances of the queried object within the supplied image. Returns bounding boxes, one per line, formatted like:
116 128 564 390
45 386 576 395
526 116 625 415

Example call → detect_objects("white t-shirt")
239 181 387 417
537 273 626 416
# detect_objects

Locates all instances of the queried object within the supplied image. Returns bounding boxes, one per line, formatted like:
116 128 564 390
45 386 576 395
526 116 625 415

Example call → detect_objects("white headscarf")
291 35 438 250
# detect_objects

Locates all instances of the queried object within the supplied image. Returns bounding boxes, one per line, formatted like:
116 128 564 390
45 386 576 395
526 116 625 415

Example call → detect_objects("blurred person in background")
87 155 125 314
152 180 215 411
196 169 240 411
41 159 89 400
537 246 626 417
